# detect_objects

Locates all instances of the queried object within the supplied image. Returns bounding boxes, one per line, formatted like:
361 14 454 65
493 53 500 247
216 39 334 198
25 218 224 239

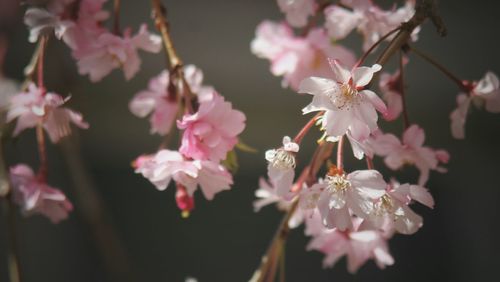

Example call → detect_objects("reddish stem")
36 123 48 182
366 156 374 170
355 27 401 68
293 112 322 144
408 45 469 92
336 135 344 171
37 36 47 95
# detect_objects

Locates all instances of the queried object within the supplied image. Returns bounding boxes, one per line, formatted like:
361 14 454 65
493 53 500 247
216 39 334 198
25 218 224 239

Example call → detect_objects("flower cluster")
251 0 418 91
132 65 246 215
4 81 87 222
24 0 161 82
250 0 481 275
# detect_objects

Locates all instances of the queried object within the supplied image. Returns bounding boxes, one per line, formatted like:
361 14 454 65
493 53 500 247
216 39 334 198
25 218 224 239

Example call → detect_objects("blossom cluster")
4 82 87 222
131 65 246 216
24 0 161 82
251 0 500 275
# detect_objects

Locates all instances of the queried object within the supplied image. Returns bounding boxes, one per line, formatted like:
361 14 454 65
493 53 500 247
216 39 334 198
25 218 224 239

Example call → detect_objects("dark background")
1 0 500 281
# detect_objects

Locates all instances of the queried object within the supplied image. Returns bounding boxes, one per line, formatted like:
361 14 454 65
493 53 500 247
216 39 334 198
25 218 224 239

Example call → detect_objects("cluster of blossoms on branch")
2 0 248 222
251 0 500 276
131 64 246 216
1 0 163 223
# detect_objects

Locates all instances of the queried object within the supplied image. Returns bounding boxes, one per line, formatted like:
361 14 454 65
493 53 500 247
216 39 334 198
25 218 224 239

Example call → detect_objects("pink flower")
135 150 233 200
307 169 387 231
265 136 299 198
369 181 434 235
62 0 109 50
450 72 500 139
129 70 178 135
177 91 246 162
251 21 355 90
74 24 161 82
306 214 394 273
24 7 74 43
300 59 387 141
276 0 316 27
450 94 470 139
370 125 449 185
379 69 404 121
9 164 73 223
129 65 213 135
324 0 417 51
254 177 304 228
134 150 198 191
187 160 233 200
6 83 89 143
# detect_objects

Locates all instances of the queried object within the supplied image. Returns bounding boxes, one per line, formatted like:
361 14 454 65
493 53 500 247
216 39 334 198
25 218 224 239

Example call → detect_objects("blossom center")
269 149 296 170
325 174 351 193
374 194 395 216
330 83 359 110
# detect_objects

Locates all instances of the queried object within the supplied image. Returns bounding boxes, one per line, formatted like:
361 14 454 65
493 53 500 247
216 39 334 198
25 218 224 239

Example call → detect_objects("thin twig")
151 0 194 113
407 45 469 92
355 27 401 68
113 0 121 35
399 51 410 129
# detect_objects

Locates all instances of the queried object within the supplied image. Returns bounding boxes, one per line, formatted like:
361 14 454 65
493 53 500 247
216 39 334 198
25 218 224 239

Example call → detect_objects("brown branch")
376 0 446 66
151 0 194 113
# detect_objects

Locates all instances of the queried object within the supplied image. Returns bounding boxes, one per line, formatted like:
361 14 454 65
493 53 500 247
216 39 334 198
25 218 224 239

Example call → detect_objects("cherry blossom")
135 150 233 201
306 214 394 273
300 59 387 142
251 21 355 90
450 72 500 139
129 70 178 135
6 83 89 143
303 168 386 231
369 181 434 235
24 7 73 43
379 69 404 121
9 164 73 223
370 125 449 185
265 136 299 198
74 24 161 82
254 177 304 228
177 91 246 162
129 65 215 135
324 0 417 51
276 0 316 28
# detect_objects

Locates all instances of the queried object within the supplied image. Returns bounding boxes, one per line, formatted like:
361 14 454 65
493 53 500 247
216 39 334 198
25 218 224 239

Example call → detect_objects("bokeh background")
1 0 500 281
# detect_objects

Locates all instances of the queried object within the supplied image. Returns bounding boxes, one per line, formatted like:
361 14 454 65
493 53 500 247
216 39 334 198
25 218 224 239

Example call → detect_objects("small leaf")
222 150 239 173
236 139 258 153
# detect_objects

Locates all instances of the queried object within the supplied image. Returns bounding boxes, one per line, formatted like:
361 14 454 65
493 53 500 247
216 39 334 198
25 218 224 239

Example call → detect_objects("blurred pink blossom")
10 164 73 223
6 83 89 143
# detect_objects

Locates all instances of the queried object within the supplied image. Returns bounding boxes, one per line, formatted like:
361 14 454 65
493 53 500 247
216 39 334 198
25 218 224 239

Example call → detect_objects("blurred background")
1 0 500 281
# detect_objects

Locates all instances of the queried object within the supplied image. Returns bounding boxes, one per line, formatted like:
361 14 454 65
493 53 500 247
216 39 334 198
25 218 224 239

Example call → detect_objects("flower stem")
293 112 322 144
399 51 410 129
336 135 344 171
366 156 374 170
113 0 121 35
36 123 48 182
37 36 47 95
407 45 469 92
355 27 401 68
251 142 334 282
